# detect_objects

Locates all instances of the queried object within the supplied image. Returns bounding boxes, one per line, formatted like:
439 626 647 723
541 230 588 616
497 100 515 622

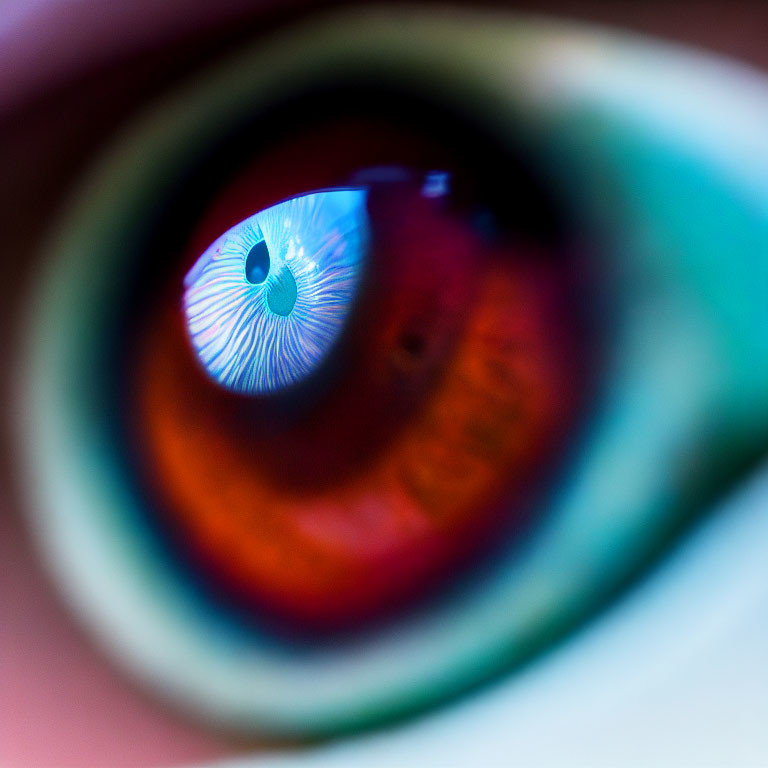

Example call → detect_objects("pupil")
245 239 270 284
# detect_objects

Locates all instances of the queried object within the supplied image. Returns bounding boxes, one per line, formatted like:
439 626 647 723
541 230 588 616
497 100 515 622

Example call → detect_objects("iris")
183 189 368 394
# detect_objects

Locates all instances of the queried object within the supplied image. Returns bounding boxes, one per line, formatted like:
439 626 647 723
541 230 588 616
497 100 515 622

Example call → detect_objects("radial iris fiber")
183 189 368 394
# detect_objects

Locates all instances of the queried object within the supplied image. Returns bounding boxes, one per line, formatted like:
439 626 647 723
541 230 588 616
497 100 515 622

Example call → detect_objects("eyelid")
16 7 768 737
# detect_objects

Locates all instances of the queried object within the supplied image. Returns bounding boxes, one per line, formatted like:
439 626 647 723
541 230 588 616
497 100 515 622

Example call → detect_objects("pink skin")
2 2 768 766
0 511 241 767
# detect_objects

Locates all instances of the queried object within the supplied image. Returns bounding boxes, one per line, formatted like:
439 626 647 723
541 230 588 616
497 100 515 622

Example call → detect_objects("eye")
184 189 368 393
12 4 768 754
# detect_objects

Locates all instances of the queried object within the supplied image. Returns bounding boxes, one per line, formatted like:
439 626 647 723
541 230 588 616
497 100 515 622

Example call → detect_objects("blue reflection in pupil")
245 238 297 316
245 239 270 284
183 189 369 394
267 266 298 316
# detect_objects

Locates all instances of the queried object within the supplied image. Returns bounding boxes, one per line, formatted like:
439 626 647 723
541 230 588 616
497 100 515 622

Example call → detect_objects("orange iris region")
128 117 590 631
134 238 586 630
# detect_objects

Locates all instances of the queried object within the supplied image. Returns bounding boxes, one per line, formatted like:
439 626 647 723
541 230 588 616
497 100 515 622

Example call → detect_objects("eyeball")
183 189 368 394
17 5 768 741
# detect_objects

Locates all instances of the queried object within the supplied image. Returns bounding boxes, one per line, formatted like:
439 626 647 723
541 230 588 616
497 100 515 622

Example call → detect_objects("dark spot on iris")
398 332 426 359
245 239 270 284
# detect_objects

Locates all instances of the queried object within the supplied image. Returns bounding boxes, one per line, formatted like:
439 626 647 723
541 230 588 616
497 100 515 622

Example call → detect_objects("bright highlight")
183 189 368 394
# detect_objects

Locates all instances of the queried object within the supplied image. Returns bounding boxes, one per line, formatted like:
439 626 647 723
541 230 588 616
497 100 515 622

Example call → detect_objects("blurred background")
2 2 768 767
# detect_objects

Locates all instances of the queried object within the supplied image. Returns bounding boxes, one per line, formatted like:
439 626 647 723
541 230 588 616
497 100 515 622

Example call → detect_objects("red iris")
128 118 592 632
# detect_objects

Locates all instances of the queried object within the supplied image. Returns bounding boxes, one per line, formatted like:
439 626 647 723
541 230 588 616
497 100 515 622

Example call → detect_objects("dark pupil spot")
245 240 270 284
398 332 426 359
